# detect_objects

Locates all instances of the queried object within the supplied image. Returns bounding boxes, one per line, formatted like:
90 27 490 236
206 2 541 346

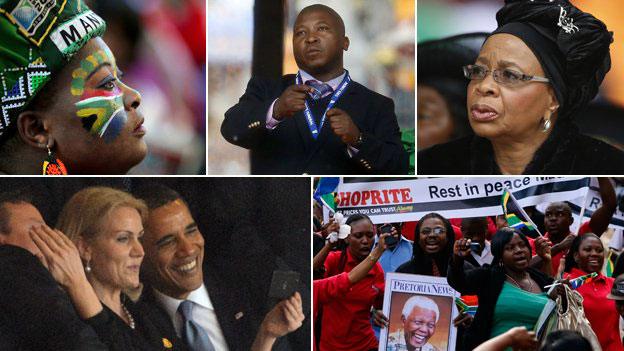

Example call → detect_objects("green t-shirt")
491 281 549 342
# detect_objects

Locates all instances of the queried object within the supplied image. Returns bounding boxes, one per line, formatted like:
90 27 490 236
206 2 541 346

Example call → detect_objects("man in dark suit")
221 4 408 174
135 184 303 351
0 190 107 351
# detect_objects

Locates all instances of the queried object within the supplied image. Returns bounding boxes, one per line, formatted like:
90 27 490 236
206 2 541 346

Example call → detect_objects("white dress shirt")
470 240 494 266
153 284 230 351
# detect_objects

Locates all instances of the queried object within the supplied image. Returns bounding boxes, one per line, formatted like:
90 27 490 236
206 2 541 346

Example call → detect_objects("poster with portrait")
379 273 460 351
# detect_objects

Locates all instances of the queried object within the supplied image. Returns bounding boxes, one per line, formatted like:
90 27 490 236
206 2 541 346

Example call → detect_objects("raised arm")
448 238 487 295
588 177 617 236
251 292 305 351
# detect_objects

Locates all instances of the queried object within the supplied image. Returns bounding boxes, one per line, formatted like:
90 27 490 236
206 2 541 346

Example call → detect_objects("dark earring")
42 145 67 175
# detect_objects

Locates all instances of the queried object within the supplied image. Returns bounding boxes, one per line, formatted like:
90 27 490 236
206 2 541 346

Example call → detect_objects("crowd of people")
0 179 308 350
313 177 624 350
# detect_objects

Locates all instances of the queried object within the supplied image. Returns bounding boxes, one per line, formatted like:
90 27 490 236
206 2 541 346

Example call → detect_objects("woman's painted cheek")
70 49 127 143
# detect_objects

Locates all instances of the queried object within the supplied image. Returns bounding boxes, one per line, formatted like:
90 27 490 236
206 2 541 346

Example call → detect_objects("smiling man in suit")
134 183 303 351
221 4 408 174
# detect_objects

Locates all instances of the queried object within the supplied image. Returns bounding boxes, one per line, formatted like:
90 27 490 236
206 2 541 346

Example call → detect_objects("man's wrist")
272 99 284 120
349 132 363 147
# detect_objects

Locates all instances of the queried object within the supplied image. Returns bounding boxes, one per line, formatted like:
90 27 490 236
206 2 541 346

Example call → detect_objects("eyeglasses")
463 64 550 87
420 227 446 236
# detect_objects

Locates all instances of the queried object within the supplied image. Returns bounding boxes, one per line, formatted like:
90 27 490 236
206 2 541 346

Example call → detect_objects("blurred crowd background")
417 0 624 152
88 0 206 174
208 0 415 174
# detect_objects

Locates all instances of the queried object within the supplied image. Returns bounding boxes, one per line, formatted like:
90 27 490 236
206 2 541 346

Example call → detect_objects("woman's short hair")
563 233 602 273
56 186 147 242
491 227 531 266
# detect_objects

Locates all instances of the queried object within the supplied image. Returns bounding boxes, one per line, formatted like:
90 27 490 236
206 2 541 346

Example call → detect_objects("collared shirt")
470 240 493 266
266 69 347 129
153 284 229 351
564 268 624 351
321 249 384 351
376 235 413 275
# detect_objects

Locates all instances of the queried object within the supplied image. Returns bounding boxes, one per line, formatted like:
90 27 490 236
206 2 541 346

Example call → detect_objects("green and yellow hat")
0 0 106 141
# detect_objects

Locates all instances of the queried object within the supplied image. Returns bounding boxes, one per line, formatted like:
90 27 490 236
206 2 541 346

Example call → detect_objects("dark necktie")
305 80 333 100
178 300 215 351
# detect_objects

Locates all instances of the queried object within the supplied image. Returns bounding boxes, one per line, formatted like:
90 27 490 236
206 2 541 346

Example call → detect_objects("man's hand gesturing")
273 84 315 120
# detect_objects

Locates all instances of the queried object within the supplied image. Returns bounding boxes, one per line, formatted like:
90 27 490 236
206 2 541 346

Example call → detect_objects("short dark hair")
461 217 488 230
539 330 591 351
0 189 34 235
297 4 345 36
345 213 372 226
131 182 186 210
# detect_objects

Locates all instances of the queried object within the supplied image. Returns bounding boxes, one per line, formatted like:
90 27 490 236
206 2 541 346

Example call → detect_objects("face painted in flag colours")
71 47 127 143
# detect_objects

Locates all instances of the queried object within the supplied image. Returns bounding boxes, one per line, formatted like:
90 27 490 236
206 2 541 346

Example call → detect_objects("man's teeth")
176 260 197 272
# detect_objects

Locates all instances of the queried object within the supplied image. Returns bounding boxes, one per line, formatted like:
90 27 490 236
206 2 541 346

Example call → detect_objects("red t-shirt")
528 221 592 274
321 250 385 351
564 268 624 351
313 273 351 351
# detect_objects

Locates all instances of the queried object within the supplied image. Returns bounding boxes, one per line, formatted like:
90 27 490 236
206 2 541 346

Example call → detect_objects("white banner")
334 177 591 224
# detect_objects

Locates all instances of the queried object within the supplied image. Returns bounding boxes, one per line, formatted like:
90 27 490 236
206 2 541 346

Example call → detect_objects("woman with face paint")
563 234 624 351
418 0 624 175
448 228 558 351
320 214 385 351
0 0 146 175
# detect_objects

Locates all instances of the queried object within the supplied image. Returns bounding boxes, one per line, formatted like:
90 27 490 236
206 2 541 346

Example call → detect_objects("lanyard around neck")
295 70 351 140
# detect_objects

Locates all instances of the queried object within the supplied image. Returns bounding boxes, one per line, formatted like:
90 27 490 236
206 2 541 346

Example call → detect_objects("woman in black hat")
418 0 624 174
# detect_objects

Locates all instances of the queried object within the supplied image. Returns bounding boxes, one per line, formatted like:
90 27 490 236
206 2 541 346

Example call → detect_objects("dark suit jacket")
0 245 107 351
139 266 265 351
221 74 409 174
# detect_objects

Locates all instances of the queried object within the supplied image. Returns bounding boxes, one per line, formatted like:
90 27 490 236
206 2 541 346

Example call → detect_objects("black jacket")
139 268 265 351
85 296 184 351
222 74 409 174
447 260 553 351
418 122 624 174
0 245 107 351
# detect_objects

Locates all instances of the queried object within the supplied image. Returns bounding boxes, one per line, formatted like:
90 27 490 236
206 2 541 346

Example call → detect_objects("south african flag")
501 188 536 231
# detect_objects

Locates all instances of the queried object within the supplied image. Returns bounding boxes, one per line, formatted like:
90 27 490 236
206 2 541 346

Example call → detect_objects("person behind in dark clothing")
448 228 556 351
222 4 408 175
460 217 493 267
0 189 107 350
396 213 455 276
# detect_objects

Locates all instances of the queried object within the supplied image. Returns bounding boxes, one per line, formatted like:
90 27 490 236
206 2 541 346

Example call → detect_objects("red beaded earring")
42 146 67 175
